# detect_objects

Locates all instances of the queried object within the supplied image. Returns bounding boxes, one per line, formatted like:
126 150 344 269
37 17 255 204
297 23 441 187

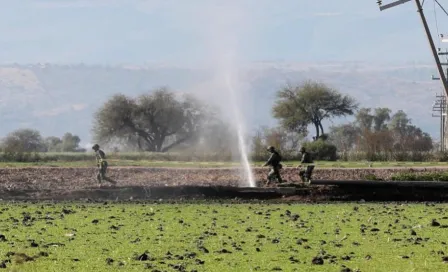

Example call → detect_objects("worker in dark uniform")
263 146 283 185
297 147 314 183
92 144 116 185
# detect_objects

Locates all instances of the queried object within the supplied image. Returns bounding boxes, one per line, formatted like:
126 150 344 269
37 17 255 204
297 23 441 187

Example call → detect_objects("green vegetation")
302 139 338 161
328 107 434 162
0 153 447 168
1 202 448 272
1 129 85 153
391 172 448 181
1 81 438 165
91 88 219 152
2 150 448 165
272 80 358 139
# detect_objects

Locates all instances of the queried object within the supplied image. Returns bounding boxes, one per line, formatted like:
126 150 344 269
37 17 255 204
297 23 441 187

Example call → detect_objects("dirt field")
1 166 448 202
0 166 445 190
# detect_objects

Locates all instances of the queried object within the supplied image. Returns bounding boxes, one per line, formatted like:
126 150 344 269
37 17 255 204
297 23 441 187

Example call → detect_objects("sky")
1 0 448 147
0 0 447 65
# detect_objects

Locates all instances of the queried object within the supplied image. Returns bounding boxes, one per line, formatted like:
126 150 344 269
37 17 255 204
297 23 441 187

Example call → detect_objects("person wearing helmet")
263 146 283 185
297 147 314 183
92 144 116 185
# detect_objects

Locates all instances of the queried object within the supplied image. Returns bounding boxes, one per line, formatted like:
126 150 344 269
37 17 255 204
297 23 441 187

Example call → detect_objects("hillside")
0 62 442 146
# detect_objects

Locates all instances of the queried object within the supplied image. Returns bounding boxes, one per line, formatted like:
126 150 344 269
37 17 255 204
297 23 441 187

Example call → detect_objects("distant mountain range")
0 62 443 147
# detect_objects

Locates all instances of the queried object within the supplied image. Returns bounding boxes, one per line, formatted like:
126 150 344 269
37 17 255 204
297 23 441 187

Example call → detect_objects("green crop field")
1 202 448 272
1 151 447 168
0 159 447 168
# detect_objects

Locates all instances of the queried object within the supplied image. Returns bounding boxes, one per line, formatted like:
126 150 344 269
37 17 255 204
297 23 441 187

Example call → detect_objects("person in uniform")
92 144 116 185
297 147 315 183
263 146 283 185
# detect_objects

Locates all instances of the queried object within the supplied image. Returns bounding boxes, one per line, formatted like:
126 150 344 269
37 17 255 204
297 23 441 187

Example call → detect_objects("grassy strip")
2 151 448 163
0 160 447 168
391 172 448 181
1 202 448 271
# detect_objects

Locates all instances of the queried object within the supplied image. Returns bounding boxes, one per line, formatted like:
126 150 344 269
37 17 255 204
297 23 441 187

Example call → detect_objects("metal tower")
377 0 448 150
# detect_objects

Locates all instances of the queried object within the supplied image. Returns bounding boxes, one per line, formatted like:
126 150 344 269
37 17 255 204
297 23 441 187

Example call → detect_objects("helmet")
267 146 275 152
300 147 306 152
92 144 100 150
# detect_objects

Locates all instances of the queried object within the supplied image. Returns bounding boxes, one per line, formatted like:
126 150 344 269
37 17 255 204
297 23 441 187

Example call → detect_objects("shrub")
302 140 337 161
363 174 380 181
434 151 448 162
0 151 42 162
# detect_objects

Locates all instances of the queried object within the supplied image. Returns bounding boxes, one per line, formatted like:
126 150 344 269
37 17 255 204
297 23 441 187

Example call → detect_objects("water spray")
225 74 256 188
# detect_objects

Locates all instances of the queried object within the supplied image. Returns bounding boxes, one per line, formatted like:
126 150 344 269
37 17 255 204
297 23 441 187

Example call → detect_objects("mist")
178 2 263 186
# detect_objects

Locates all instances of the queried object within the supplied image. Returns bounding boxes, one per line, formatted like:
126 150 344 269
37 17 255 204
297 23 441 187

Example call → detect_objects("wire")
434 0 448 17
433 0 441 50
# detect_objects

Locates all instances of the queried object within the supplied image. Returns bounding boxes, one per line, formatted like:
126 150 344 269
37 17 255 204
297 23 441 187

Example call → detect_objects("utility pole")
377 0 448 150
432 93 446 151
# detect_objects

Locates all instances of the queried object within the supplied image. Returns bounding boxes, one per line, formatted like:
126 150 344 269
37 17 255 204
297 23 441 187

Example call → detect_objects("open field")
1 160 448 169
1 202 448 272
3 167 448 192
1 167 448 202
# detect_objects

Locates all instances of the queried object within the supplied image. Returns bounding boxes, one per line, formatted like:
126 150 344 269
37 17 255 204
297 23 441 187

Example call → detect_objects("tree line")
0 79 438 162
328 108 433 161
250 80 435 161
0 129 84 153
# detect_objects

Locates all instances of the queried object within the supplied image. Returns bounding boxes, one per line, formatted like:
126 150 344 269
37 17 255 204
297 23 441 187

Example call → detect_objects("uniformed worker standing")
263 146 283 185
297 147 315 183
92 144 116 185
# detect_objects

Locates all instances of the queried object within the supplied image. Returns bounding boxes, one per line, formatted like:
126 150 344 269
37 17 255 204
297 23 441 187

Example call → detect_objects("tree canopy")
329 107 433 156
272 80 358 140
92 88 216 152
45 133 82 152
1 128 46 153
0 129 84 153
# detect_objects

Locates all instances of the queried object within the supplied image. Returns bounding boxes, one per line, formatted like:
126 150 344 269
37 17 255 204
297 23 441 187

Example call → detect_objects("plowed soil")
0 166 445 191
0 166 448 202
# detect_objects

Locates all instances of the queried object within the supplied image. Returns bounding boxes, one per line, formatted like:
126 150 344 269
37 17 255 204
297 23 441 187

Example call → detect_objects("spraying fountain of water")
190 2 258 187
225 74 256 188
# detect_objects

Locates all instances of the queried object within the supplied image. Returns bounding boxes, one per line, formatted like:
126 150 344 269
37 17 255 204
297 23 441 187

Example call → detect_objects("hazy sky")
1 0 447 65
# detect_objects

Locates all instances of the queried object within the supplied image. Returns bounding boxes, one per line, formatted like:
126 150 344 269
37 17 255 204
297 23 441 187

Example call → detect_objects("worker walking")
92 144 116 185
263 146 283 185
297 147 315 183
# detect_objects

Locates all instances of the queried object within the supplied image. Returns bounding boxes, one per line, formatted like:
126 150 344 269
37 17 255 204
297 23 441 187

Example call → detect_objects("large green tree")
272 80 358 140
92 88 214 152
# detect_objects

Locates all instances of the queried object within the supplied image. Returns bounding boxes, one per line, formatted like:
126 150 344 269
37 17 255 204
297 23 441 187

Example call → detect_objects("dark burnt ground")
2 167 448 191
2 167 448 202
2 183 448 202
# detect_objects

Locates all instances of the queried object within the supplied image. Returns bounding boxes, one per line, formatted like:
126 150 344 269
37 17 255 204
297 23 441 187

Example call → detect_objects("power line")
434 0 448 17
434 0 441 50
